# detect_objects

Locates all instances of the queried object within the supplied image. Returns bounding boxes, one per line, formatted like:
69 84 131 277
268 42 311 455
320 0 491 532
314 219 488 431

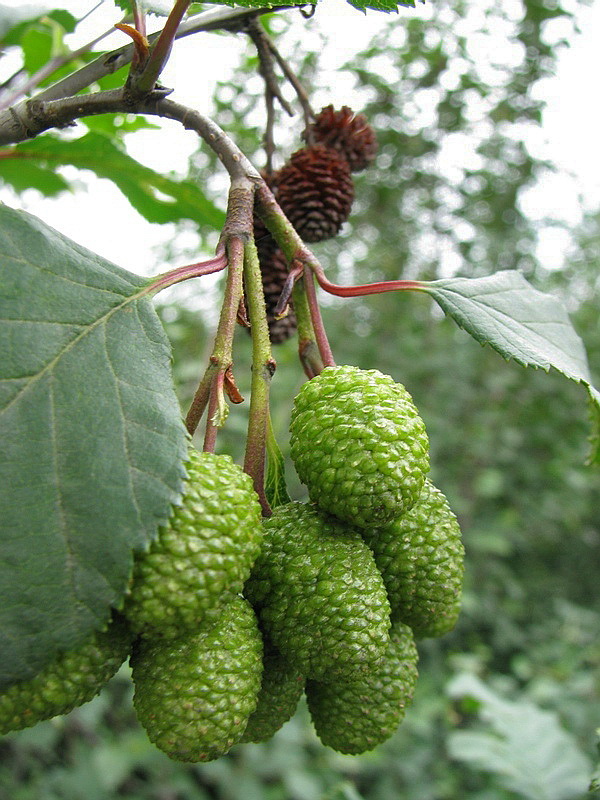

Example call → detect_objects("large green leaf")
0 132 225 229
421 270 600 464
0 205 187 689
448 674 592 800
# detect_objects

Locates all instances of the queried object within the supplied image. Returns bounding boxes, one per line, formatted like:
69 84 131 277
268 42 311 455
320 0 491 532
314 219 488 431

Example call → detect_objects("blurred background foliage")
0 0 599 797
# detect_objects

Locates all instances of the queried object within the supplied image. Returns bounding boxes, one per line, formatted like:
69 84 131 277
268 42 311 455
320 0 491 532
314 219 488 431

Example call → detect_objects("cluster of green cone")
0 365 464 760
244 364 465 754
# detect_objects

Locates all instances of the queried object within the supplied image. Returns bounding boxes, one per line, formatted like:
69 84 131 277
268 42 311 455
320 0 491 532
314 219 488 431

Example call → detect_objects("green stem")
303 268 335 368
243 238 276 516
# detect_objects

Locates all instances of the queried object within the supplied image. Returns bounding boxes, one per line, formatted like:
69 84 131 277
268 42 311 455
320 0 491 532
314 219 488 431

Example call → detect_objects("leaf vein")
0 292 148 416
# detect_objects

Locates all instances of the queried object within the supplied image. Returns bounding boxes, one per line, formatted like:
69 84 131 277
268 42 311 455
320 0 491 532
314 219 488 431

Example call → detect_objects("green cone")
0 616 131 735
131 596 263 762
362 479 464 638
290 366 429 528
125 447 263 638
306 621 418 754
245 502 391 681
240 636 305 743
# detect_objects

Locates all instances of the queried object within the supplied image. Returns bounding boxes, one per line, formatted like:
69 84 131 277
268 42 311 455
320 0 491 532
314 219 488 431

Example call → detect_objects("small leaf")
0 205 187 689
421 271 600 464
0 132 225 229
265 416 291 510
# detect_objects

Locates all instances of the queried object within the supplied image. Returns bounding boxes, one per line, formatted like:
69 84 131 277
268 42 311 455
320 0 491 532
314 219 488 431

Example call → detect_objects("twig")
247 18 294 117
292 277 324 378
146 249 228 295
185 360 217 435
17 5 304 107
202 368 224 452
185 236 246 441
129 0 192 98
131 0 147 37
264 85 277 174
303 267 335 367
263 29 314 126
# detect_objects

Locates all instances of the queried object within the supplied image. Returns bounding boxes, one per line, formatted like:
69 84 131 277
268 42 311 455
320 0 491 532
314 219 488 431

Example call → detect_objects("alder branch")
18 5 305 107
0 84 332 300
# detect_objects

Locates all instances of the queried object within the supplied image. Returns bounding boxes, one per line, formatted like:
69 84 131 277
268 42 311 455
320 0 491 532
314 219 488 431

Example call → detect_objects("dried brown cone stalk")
247 198 297 343
260 248 297 344
275 145 355 243
303 105 378 173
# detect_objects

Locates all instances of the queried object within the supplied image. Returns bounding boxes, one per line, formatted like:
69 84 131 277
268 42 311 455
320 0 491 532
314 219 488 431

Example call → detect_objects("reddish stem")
314 270 424 297
134 0 192 94
147 249 227 294
273 261 304 318
304 269 335 368
132 2 147 36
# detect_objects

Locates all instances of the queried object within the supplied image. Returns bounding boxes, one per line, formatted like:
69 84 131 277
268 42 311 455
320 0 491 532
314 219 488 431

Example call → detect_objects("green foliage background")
0 0 599 798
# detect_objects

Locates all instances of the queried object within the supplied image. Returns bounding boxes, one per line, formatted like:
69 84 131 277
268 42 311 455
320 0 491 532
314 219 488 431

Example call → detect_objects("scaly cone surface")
306 620 418 754
362 479 465 638
290 365 430 528
131 596 263 762
244 502 391 681
125 448 263 638
0 616 131 735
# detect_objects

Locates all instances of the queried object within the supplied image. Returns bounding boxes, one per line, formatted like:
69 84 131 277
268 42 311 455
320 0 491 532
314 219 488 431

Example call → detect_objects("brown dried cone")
303 105 378 173
275 145 355 243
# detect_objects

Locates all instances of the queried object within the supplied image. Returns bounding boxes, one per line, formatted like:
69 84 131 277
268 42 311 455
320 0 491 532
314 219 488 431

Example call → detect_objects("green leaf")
448 674 592 800
0 160 70 196
3 132 225 229
346 0 417 11
0 9 76 46
265 415 291 510
112 0 182 14
0 205 187 689
421 271 600 464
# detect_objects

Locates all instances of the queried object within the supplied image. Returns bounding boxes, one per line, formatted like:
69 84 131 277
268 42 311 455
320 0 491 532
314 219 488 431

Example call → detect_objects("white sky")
1 0 599 276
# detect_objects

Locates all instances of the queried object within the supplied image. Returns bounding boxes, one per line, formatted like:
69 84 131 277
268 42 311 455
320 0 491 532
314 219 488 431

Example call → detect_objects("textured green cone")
131 596 263 762
0 616 131 735
125 448 263 638
240 636 305 743
306 621 418 754
362 479 464 638
245 502 391 682
290 366 429 528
